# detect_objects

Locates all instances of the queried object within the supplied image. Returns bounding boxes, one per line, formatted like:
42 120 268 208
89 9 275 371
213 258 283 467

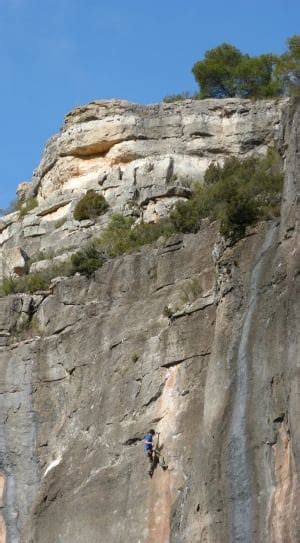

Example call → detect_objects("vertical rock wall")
0 98 299 542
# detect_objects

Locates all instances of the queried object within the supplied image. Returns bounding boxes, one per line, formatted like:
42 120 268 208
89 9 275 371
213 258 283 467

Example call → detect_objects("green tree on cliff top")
191 36 300 99
275 35 300 95
192 43 280 98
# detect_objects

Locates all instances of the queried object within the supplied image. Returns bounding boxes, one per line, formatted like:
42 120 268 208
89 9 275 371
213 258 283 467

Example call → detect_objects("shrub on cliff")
170 148 283 241
21 197 38 217
73 190 108 221
7 197 39 218
98 215 136 256
98 215 175 257
0 197 22 216
70 215 175 275
0 263 72 296
0 273 49 296
71 244 106 276
163 92 198 103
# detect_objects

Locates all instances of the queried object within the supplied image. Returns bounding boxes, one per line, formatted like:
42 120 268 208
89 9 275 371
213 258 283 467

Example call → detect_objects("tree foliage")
73 190 108 221
192 36 300 99
192 43 280 98
275 35 300 95
170 149 283 241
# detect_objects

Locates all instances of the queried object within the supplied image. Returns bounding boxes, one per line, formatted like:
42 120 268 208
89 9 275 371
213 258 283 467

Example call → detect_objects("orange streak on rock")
146 368 181 543
147 470 171 543
270 425 297 542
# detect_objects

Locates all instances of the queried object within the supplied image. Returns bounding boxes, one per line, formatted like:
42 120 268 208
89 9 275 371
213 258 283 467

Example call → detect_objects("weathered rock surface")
0 98 299 543
2 248 28 278
0 98 286 279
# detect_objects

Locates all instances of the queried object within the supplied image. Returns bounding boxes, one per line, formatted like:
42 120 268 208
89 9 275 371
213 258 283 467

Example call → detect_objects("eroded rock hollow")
0 97 299 542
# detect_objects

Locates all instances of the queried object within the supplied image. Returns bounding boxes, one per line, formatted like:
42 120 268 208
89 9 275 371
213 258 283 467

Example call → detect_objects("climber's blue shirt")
144 433 153 451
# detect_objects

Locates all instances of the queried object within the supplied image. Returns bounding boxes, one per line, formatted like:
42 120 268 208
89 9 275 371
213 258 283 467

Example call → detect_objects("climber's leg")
147 451 154 476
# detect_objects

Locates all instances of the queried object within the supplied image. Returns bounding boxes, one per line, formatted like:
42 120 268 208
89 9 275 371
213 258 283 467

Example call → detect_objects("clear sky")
0 0 299 210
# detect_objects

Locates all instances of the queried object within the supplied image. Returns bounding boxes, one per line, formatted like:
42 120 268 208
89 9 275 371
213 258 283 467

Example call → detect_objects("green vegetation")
192 43 280 99
71 244 106 277
170 149 283 241
29 249 55 264
71 215 174 276
0 196 38 218
163 92 198 103
0 216 175 291
275 35 300 96
0 197 21 216
0 263 72 296
98 215 174 257
0 273 48 296
0 149 284 291
19 197 38 218
166 35 300 101
73 190 108 221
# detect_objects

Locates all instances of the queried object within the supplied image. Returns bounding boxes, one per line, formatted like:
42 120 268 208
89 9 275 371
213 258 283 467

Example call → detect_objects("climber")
144 429 156 476
144 430 168 477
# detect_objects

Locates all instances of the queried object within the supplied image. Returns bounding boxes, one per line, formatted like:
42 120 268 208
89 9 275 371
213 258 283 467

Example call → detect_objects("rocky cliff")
0 98 285 279
0 97 300 543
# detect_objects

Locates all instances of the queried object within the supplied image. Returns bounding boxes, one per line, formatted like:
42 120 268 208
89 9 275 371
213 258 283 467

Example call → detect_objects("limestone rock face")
0 98 299 543
0 97 286 280
34 98 285 209
2 248 28 277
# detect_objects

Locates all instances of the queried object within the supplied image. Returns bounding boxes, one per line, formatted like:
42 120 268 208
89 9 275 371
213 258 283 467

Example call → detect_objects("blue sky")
0 0 298 209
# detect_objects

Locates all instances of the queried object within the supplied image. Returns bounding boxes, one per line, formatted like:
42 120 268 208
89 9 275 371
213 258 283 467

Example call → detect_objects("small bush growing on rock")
0 263 73 297
1 196 38 218
170 184 205 234
29 249 55 264
0 273 48 296
170 148 283 241
98 215 136 256
20 273 49 293
73 190 108 221
71 244 106 276
0 276 19 296
18 197 38 218
97 215 175 257
0 197 22 216
70 215 176 276
163 92 199 103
